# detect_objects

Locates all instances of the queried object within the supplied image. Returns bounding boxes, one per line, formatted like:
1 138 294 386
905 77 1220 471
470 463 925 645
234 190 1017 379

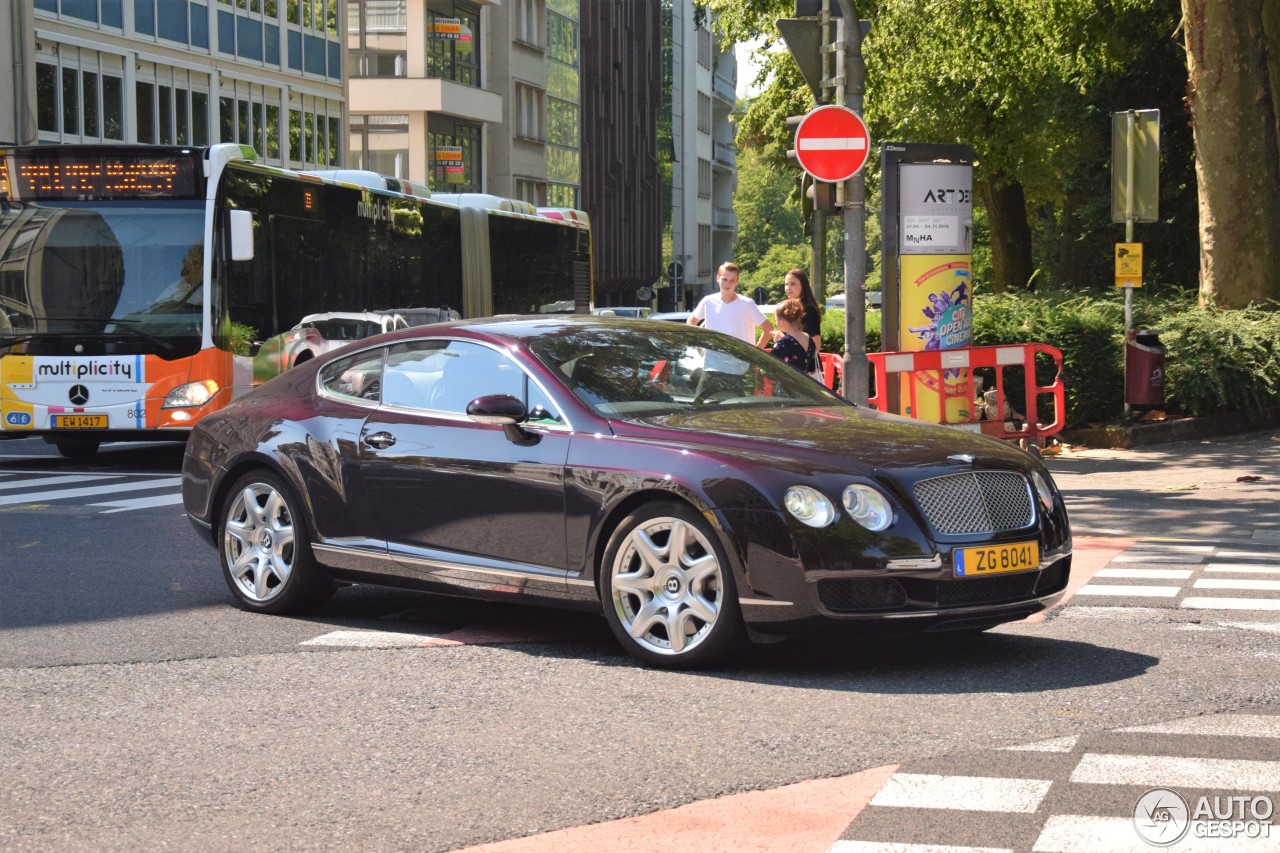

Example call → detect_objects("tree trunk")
979 176 1035 293
1182 0 1280 307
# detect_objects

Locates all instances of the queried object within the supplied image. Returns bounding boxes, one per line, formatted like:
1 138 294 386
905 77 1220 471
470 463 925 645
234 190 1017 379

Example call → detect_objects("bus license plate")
52 414 107 429
954 541 1040 577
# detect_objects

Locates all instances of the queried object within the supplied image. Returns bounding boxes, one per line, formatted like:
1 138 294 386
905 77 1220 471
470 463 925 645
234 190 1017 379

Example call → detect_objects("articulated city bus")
0 144 592 457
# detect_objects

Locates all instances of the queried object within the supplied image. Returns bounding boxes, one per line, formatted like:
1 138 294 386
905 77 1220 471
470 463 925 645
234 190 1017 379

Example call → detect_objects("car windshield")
306 319 382 340
529 323 842 417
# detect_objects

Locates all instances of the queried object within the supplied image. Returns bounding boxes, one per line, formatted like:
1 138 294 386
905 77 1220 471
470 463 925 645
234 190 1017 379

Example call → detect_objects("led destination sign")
0 148 203 201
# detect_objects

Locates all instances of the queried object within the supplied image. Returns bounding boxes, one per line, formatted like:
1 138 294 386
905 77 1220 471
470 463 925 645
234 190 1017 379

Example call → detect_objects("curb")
1060 408 1280 449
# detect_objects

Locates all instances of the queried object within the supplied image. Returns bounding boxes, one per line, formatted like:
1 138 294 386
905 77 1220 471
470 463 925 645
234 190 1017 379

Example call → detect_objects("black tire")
218 470 334 614
600 501 748 669
54 440 100 459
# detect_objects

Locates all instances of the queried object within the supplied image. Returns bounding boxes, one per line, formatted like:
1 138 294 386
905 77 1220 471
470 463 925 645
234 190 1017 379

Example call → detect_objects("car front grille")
935 571 1040 606
817 578 908 612
913 471 1034 535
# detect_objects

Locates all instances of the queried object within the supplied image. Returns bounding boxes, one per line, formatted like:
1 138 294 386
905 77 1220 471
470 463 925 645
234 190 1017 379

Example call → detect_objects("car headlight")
842 484 893 531
784 486 837 528
163 380 220 409
1031 470 1056 510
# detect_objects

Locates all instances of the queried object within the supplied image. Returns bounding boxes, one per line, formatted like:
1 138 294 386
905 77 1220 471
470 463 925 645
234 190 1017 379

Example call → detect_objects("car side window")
320 349 386 402
381 340 559 421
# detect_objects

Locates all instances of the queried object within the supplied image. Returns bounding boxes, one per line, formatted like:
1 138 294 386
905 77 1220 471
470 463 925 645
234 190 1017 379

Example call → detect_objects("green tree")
1180 0 1280 307
731 143 805 274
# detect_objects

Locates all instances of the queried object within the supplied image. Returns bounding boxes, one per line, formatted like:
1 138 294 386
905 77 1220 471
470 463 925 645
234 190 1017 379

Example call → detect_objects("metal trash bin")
1125 329 1166 408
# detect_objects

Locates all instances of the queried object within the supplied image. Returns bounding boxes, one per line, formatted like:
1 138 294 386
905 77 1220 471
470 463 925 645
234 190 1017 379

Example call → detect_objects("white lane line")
1206 564 1280 574
869 774 1051 813
1003 735 1079 753
1216 550 1280 561
1182 597 1280 611
0 477 183 506
1127 543 1214 553
1096 568 1194 580
0 474 116 491
831 842 1012 853
1071 753 1280 790
1118 714 1280 738
1074 585 1180 597
91 493 186 513
1033 815 1271 852
1195 578 1280 591
1220 621 1280 634
1111 554 1205 564
300 630 439 648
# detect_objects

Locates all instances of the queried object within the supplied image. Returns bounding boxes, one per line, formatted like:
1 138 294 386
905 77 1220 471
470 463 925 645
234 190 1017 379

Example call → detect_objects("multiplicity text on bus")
0 144 592 457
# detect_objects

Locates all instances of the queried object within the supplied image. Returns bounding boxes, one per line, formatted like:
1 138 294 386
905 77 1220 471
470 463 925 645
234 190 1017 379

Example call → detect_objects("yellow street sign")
1115 242 1143 288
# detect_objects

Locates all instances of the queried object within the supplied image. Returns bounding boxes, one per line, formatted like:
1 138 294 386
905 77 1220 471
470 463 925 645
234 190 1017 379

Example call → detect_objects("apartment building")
2 0 345 166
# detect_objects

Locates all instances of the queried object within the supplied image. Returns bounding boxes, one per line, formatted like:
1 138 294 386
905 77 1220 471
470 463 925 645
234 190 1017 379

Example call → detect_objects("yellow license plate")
52 414 107 429
954 541 1040 577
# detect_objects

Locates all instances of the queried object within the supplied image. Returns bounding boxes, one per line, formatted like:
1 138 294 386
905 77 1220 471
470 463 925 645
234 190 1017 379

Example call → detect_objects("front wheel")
219 470 334 614
600 501 747 669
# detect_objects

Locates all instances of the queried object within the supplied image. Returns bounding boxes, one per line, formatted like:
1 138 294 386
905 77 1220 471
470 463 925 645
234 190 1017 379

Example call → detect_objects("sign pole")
836 0 868 404
1124 109 1136 417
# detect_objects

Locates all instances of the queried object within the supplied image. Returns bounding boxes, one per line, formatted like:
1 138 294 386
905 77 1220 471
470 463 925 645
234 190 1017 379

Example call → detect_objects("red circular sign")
794 105 871 183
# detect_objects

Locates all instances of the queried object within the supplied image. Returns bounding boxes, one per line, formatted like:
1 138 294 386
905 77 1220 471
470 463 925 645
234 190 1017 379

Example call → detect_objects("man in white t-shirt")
688 262 775 347
687 262 774 398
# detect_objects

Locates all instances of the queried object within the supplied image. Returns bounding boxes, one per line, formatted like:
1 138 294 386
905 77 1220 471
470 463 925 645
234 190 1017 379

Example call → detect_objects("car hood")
611 404 1037 472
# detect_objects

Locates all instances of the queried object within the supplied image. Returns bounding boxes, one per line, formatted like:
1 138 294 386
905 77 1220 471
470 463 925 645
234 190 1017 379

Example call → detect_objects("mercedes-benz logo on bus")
68 385 90 405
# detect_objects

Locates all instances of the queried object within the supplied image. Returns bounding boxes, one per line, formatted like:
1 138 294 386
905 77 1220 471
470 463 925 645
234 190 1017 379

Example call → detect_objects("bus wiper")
35 316 179 354
0 333 38 347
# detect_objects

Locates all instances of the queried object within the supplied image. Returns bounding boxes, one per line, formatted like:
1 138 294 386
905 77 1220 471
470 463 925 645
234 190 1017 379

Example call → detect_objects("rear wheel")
219 470 334 614
600 501 747 669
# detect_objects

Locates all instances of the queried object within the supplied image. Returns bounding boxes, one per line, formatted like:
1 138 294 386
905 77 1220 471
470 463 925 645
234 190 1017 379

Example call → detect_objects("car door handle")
362 431 397 450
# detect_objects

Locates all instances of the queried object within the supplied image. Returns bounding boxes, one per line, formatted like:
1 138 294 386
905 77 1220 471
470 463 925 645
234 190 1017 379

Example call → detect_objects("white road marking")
1220 621 1280 634
1182 597 1280 611
1111 554 1205 563
831 842 1012 853
870 774 1052 813
1074 585 1180 597
1118 714 1280 738
91 493 186 513
1216 550 1280 561
300 630 439 648
1071 753 1280 790
1194 578 1280 591
0 474 115 491
1206 564 1280 574
1033 815 1272 852
1003 735 1079 753
0 477 183 506
1096 568 1194 580
1125 543 1214 553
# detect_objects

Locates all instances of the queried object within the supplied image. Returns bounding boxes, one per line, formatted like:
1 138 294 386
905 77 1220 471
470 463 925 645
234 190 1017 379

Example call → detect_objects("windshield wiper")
32 316 180 354
0 333 38 348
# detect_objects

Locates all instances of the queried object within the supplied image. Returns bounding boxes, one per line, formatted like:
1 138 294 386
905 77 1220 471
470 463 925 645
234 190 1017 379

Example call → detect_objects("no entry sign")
794 104 871 183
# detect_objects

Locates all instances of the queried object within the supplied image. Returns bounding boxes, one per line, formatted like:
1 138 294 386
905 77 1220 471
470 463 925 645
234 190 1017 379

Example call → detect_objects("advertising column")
883 148 974 422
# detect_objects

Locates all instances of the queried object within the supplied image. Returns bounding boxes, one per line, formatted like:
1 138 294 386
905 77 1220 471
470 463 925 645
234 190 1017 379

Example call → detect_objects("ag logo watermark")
1134 788 1274 846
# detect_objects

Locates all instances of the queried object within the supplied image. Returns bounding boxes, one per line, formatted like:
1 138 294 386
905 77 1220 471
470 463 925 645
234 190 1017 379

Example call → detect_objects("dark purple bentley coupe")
183 316 1072 668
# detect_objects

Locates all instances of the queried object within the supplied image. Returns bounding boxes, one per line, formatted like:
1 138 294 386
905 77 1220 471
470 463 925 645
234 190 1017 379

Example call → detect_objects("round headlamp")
784 486 837 528
842 484 893 531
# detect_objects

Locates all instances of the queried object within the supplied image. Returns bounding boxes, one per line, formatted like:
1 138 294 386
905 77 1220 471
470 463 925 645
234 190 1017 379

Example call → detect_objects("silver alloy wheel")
609 516 723 656
223 481 297 603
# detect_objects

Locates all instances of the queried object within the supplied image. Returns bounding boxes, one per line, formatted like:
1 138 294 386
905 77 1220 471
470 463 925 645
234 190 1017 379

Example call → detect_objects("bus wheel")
54 440 100 459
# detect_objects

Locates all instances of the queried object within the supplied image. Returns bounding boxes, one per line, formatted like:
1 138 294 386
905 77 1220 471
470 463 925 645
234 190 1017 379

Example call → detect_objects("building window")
515 177 547 206
698 158 711 199
34 0 124 28
546 2 580 205
282 93 341 167
34 47 126 142
514 82 545 142
347 0 406 77
351 114 410 177
697 24 712 69
697 92 711 135
698 225 712 277
426 3 480 86
136 66 212 146
513 0 545 49
428 117 481 193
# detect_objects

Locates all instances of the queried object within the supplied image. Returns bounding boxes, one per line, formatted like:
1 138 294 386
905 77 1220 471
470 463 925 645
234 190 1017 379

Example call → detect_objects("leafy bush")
1158 305 1280 416
230 321 259 357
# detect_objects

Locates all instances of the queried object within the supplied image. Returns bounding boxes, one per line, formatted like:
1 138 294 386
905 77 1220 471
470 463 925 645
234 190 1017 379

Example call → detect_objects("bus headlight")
163 380 220 409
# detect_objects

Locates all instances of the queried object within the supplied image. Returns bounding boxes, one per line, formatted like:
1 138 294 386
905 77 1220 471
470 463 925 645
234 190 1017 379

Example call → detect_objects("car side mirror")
466 394 539 446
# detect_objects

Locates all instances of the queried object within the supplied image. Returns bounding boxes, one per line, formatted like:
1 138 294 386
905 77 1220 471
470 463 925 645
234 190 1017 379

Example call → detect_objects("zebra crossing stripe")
1118 714 1280 738
1075 584 1180 597
1111 553 1206 563
0 474 114 491
869 774 1052 813
1096 568 1194 580
1181 597 1280 611
1216 550 1280 561
91 493 186 513
1032 815 1269 852
1206 565 1280 574
1003 735 1079 753
0 477 182 506
1195 578 1280 591
1070 753 1280 790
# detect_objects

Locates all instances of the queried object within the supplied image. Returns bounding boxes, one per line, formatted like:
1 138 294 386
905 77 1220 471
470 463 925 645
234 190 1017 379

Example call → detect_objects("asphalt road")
2 431 1278 852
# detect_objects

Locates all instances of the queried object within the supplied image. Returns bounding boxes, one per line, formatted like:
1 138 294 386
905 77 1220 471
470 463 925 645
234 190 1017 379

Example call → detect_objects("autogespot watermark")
1134 788 1275 846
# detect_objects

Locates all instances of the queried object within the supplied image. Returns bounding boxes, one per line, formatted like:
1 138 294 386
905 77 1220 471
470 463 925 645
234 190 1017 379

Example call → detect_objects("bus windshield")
0 200 206 357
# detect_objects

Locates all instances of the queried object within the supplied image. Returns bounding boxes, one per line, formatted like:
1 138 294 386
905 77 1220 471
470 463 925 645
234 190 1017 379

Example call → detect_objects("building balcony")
348 77 502 124
713 206 737 230
712 70 736 105
713 140 735 168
